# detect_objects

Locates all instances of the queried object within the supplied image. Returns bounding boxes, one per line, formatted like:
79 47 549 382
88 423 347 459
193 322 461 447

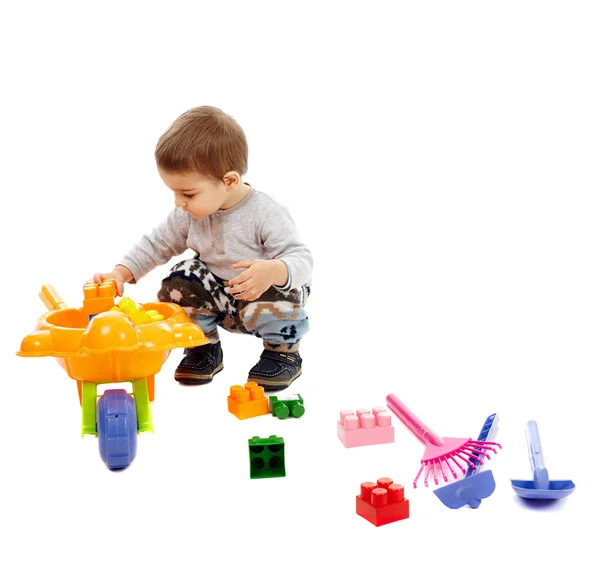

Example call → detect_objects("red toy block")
356 477 410 526
338 407 394 447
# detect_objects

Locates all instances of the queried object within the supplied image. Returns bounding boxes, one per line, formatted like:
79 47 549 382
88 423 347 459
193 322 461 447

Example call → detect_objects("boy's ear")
223 171 241 188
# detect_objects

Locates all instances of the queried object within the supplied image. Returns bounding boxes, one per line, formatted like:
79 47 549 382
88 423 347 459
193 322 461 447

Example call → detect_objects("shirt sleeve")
273 264 292 292
261 203 313 290
118 208 191 283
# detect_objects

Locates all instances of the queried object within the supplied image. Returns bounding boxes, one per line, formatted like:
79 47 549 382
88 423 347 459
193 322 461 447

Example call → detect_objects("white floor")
2 2 597 570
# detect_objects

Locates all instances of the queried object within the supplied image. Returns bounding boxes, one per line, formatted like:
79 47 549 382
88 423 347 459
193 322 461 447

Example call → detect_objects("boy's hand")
227 259 288 301
91 265 133 297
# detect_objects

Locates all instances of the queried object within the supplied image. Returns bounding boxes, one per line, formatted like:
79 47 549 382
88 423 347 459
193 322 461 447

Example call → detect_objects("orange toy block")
82 279 117 315
228 382 269 420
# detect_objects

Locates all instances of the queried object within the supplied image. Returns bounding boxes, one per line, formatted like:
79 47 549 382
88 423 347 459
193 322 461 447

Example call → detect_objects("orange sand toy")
17 280 209 470
19 281 209 383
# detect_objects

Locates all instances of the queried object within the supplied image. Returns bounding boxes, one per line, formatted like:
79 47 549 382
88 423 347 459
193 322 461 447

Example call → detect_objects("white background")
1 1 598 570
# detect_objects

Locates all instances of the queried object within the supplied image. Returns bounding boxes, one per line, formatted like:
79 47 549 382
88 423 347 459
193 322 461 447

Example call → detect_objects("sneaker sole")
175 362 224 385
248 368 302 392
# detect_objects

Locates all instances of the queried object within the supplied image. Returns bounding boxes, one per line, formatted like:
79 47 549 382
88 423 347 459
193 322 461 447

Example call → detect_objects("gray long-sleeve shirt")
118 186 313 290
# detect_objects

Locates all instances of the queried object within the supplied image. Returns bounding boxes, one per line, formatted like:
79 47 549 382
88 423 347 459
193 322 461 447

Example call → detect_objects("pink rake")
386 394 502 488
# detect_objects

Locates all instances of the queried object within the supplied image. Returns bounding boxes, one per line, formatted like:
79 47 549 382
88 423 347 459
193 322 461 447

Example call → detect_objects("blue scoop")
433 413 499 509
510 420 576 500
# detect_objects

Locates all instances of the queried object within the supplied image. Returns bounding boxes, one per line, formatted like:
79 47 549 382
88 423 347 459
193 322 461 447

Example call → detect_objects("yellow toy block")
227 382 269 420
111 296 150 325
110 297 165 324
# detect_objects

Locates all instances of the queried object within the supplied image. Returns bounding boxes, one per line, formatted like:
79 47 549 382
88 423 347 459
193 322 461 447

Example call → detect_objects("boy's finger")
234 289 256 300
231 283 254 298
231 260 254 269
245 288 260 301
229 281 252 295
226 282 243 294
228 270 250 286
232 288 248 299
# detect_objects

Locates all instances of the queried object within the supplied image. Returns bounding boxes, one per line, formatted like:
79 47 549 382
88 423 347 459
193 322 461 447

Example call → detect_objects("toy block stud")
248 435 286 479
337 406 394 448
145 309 165 322
228 382 269 420
356 477 410 526
269 394 305 419
83 279 117 316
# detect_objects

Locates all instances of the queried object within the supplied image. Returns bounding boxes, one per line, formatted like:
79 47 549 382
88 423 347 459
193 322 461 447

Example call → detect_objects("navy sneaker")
175 342 223 385
248 350 302 391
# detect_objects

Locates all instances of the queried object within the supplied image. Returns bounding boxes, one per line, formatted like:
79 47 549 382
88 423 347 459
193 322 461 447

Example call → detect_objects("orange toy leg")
147 374 155 402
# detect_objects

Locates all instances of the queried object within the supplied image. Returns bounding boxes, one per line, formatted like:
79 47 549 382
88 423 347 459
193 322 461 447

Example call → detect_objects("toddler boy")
93 106 312 391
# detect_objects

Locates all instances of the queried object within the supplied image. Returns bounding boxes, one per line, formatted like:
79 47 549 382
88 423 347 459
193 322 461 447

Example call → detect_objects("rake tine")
439 458 449 482
414 461 426 488
455 451 477 470
443 456 458 479
433 460 439 486
471 441 502 452
424 461 432 487
464 446 491 461
448 454 467 475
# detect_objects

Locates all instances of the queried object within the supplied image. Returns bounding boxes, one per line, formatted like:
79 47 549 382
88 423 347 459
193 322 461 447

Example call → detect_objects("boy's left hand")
227 259 288 301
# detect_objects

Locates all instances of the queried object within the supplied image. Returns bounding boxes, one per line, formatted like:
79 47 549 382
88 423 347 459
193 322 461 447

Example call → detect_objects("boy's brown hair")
155 106 248 179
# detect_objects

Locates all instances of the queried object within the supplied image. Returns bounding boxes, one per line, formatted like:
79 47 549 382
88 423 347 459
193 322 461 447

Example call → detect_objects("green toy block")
248 435 286 479
269 394 305 419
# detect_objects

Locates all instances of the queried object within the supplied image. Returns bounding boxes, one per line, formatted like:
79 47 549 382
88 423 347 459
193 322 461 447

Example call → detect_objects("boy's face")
158 168 235 218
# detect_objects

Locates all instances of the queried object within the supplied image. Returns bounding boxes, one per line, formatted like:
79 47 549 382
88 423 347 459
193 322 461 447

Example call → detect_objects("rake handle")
386 394 444 446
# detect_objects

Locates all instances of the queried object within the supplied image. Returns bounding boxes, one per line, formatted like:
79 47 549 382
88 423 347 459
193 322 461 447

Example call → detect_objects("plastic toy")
337 407 394 448
110 295 164 324
82 279 116 317
386 393 502 488
228 382 269 420
248 435 286 479
433 413 499 509
269 394 305 419
510 420 576 500
17 281 209 470
356 477 409 526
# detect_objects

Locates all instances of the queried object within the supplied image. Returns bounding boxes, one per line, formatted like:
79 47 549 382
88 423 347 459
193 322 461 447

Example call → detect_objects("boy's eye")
183 194 195 199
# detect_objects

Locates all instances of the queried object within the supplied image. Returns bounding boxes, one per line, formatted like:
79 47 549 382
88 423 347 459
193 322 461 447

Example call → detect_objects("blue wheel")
97 389 138 470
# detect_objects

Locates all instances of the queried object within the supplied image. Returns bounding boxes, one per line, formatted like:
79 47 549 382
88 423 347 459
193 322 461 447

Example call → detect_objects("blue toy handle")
465 413 498 479
526 420 550 489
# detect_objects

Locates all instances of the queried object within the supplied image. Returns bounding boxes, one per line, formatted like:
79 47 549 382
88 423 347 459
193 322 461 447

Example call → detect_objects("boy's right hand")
91 266 133 297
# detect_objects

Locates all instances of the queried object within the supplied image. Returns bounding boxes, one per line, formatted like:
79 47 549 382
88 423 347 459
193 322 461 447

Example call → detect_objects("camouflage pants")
157 257 310 352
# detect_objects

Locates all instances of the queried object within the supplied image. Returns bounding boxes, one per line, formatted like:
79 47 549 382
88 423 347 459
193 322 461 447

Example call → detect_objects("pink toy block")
337 407 395 448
